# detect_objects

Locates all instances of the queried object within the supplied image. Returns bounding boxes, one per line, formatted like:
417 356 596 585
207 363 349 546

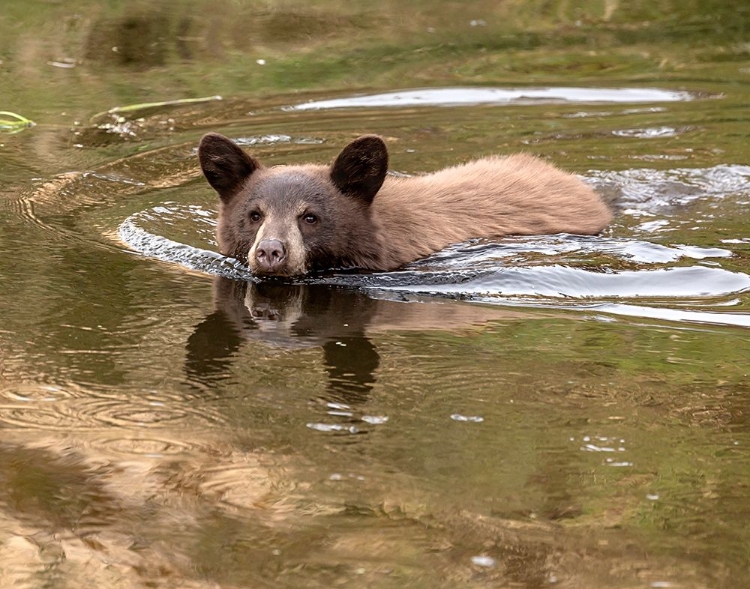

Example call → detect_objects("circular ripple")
0 398 226 431
197 463 273 508
94 436 201 456
0 406 83 430
0 384 81 403
74 398 226 429
588 164 750 212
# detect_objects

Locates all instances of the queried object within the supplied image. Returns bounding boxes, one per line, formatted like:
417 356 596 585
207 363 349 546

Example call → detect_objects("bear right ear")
198 133 260 202
330 135 388 204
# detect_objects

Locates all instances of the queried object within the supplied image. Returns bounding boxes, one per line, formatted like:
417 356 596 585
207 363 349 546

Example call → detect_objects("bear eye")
249 211 261 223
302 213 318 225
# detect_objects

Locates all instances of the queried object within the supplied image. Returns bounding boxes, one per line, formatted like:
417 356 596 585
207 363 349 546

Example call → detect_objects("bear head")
198 133 388 277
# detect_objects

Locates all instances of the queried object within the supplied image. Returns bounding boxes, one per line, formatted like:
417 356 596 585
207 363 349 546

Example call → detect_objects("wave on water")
118 214 252 281
588 164 750 213
117 162 750 328
287 87 696 110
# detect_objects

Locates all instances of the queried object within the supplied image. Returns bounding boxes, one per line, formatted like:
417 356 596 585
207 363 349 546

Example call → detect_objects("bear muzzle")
253 239 287 274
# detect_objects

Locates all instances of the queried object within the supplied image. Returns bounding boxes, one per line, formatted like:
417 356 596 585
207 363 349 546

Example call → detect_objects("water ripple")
585 303 750 328
116 166 750 328
612 126 683 139
589 164 750 212
118 215 252 281
288 87 695 110
0 398 226 431
374 265 750 299
408 234 733 267
94 436 202 456
0 384 81 403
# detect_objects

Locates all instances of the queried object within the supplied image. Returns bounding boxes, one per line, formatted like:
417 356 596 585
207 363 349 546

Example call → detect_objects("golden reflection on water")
0 430 706 589
0 278 744 587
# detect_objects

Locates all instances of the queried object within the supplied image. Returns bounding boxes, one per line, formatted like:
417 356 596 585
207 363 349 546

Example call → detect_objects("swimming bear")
198 133 611 276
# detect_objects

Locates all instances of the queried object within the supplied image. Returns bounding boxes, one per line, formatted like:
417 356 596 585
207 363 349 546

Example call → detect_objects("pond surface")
2 2 750 588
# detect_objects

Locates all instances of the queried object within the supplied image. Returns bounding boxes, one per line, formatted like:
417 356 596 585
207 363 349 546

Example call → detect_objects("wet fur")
199 133 612 276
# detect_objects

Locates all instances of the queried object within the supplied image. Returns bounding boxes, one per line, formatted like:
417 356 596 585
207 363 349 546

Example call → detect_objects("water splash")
589 164 750 212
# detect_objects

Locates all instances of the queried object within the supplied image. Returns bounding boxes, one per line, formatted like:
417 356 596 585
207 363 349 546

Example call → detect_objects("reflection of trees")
86 13 171 68
2 0 748 130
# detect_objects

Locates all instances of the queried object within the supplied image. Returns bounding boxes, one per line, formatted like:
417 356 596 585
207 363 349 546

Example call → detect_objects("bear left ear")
330 135 388 204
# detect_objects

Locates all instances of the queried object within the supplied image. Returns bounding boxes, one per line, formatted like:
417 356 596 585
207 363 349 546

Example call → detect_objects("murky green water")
2 2 750 588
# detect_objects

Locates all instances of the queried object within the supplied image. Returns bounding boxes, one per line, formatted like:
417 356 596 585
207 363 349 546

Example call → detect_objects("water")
287 86 696 109
2 2 750 587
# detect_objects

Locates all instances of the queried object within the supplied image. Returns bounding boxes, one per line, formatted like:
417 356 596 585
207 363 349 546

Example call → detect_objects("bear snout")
254 239 287 274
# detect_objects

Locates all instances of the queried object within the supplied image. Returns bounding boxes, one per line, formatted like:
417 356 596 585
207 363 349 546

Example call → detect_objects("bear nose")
254 239 287 273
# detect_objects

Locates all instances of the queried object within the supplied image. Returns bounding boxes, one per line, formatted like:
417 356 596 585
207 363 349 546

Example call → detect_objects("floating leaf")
91 95 223 121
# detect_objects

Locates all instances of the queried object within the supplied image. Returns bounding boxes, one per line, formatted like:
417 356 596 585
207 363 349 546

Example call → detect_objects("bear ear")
198 133 260 202
330 135 388 204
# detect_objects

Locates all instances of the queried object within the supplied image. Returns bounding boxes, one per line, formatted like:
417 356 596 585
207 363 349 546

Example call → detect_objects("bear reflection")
186 277 380 404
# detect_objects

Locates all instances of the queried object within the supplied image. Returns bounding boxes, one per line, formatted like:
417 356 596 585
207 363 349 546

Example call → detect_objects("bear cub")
199 133 612 277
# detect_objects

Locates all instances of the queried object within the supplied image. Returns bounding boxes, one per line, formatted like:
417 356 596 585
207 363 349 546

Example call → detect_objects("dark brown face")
228 169 375 276
198 133 389 277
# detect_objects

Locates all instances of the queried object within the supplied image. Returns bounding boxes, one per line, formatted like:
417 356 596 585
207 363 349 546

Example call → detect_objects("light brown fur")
370 154 611 269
